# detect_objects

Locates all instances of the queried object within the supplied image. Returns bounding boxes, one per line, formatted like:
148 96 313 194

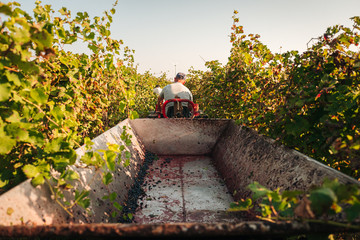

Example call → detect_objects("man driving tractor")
156 72 194 118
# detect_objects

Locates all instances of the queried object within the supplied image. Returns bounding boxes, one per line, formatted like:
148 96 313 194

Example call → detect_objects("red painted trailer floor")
134 155 239 224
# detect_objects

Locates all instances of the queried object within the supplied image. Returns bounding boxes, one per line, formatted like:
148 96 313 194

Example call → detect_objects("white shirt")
160 82 193 112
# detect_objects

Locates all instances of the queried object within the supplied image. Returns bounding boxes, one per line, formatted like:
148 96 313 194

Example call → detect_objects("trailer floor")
134 155 239 223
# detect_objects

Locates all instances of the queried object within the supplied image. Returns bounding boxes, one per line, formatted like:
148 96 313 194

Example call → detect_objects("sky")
2 0 360 78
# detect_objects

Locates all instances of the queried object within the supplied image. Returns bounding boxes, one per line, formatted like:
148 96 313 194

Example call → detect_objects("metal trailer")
0 119 359 239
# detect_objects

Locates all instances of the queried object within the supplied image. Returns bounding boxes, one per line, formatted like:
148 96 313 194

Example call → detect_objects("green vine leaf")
345 202 360 222
309 187 337 216
0 83 11 102
113 202 123 211
30 88 48 104
23 164 39 179
102 172 113 185
63 170 80 181
248 182 271 200
0 133 16 154
104 150 117 171
229 198 253 212
80 151 103 168
5 71 21 86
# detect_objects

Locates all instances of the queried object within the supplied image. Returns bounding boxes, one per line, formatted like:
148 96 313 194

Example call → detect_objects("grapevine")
0 1 166 216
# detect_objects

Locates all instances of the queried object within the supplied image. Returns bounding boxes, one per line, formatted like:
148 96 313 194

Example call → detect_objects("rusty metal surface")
212 121 360 201
134 155 238 224
129 119 230 155
0 222 357 239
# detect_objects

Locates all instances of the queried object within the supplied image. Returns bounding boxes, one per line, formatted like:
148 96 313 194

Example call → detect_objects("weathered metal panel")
0 179 70 226
0 119 146 225
129 118 230 155
212 121 360 201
